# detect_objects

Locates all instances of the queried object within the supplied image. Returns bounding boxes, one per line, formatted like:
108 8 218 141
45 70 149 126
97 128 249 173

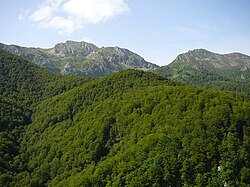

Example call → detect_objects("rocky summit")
0 41 159 77
171 49 250 70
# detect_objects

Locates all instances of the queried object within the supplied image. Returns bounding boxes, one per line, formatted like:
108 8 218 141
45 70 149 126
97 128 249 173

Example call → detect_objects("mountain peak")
185 49 218 57
188 48 210 53
173 49 250 69
52 40 99 57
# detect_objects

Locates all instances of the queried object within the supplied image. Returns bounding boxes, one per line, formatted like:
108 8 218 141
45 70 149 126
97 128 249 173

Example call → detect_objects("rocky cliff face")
89 47 157 70
49 40 98 57
0 41 158 77
172 49 250 70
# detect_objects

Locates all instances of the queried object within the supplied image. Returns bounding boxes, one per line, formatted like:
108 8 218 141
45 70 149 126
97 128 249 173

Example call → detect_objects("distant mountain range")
1 41 250 95
0 41 159 77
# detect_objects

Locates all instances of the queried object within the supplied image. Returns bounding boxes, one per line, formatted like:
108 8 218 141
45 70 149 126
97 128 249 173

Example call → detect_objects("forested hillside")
0 49 92 130
0 49 91 184
1 50 250 186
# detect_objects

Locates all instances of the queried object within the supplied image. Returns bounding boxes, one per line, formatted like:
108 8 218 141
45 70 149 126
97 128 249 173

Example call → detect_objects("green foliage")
1 50 250 186
0 48 92 130
22 82 249 186
155 65 250 98
0 49 91 184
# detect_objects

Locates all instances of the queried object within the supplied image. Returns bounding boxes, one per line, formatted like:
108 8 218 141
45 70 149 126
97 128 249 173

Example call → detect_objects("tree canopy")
1 49 250 186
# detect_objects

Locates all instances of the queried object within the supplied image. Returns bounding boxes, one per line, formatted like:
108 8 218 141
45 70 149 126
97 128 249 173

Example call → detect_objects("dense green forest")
154 65 250 98
1 49 250 186
0 49 91 185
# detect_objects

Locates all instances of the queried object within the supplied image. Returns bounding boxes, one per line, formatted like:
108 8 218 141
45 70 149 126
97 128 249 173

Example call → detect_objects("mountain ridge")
0 41 159 77
173 48 250 69
1 41 250 95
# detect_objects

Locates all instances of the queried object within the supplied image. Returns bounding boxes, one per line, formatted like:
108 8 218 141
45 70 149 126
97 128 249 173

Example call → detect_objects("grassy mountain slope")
154 49 250 96
0 41 158 77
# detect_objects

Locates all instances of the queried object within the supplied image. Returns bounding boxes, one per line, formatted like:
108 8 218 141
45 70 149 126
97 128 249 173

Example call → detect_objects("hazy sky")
1 0 250 65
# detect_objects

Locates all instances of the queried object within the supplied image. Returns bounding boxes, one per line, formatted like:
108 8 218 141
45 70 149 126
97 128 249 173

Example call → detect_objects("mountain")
1 50 250 186
2 42 249 96
154 49 250 95
0 41 158 77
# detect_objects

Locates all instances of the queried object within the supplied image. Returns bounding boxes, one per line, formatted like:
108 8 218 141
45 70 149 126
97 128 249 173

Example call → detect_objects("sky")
0 0 250 66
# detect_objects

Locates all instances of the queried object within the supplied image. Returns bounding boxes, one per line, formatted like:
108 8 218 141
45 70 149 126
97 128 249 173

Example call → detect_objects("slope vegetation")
0 50 250 186
0 49 91 184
